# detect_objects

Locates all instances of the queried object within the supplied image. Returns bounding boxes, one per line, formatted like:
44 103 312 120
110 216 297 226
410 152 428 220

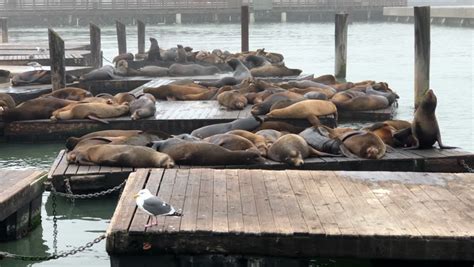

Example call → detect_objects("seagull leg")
144 216 154 228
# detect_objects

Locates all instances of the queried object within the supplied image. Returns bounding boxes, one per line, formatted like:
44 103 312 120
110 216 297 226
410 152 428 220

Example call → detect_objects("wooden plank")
335 13 348 79
116 21 127 55
238 169 260 234
48 150 65 178
64 163 79 176
52 150 69 177
161 169 189 233
212 169 228 233
195 168 214 232
89 23 102 68
250 169 276 234
261 170 292 235
179 168 202 232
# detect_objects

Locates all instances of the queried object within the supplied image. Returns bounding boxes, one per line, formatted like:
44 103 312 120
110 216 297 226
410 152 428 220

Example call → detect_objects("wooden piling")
241 5 249 52
414 6 430 109
137 20 145 54
116 21 127 55
89 23 102 68
48 29 66 90
335 13 348 79
0 17 7 43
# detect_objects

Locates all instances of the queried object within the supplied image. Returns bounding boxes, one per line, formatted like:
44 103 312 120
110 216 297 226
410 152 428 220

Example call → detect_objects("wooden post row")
241 5 249 52
0 18 7 43
414 6 430 109
116 21 127 55
137 20 145 54
48 29 66 90
335 13 348 79
89 23 102 68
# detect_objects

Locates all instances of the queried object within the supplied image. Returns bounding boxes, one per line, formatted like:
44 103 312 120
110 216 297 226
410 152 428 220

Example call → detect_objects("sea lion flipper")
309 147 338 157
307 115 321 127
339 144 360 159
436 132 457 149
87 115 110 124
385 145 396 153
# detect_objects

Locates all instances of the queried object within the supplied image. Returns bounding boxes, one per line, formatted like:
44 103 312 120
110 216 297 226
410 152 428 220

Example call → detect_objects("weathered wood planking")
49 148 474 193
106 169 474 261
0 169 46 241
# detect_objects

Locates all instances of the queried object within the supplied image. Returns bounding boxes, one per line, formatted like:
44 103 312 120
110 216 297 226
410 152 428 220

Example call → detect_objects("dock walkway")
0 169 46 241
106 168 474 262
48 148 474 193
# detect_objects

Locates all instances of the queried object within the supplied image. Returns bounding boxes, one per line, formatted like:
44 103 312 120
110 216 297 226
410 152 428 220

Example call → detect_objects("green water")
0 22 472 266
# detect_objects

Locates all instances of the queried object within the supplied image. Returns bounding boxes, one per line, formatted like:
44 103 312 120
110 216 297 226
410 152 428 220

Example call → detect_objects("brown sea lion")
363 122 397 147
0 93 15 115
12 70 75 86
337 131 387 159
73 144 174 168
334 95 389 111
266 99 338 126
168 63 220 76
51 102 129 124
217 90 248 110
144 84 216 101
176 44 187 63
227 58 252 81
204 134 259 152
267 134 331 166
1 98 73 122
147 37 162 61
137 66 169 77
313 74 337 85
251 91 303 116
330 82 354 92
330 90 366 104
191 117 261 138
255 121 305 134
289 87 336 99
153 138 264 165
113 52 134 64
80 65 118 81
40 87 92 101
65 130 144 150
67 137 114 162
384 120 411 130
250 63 302 77
130 93 156 120
270 99 304 112
303 91 328 100
227 129 268 156
254 129 284 145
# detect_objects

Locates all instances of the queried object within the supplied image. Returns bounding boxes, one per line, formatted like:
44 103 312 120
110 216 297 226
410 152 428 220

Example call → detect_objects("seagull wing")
142 197 174 216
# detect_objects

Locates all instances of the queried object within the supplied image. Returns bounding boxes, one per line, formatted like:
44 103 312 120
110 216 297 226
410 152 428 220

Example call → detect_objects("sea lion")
73 144 174 168
303 91 328 100
114 60 140 77
362 122 398 147
106 132 162 146
270 99 304 112
318 125 355 139
153 138 263 165
251 92 303 116
12 70 75 86
204 134 259 152
255 121 305 134
96 93 115 101
113 53 134 64
191 117 261 138
384 120 411 130
288 80 335 90
313 74 337 85
266 99 338 126
217 90 248 110
330 90 366 104
227 129 268 156
137 66 169 77
66 137 114 162
405 89 453 149
267 134 330 166
244 54 271 69
250 63 302 77
336 131 387 159
147 37 162 61
254 129 284 145
51 102 129 124
288 87 336 99
168 63 220 77
0 93 15 115
1 98 73 122
0 69 11 83
40 87 92 101
299 127 343 155
176 44 187 63
144 84 216 101
130 93 156 120
334 95 390 111
330 82 354 92
198 77 239 88
114 92 136 104
80 65 118 81
65 130 144 150
227 58 252 81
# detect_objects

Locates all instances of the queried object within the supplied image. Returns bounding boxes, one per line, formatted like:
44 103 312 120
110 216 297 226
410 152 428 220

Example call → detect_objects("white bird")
134 189 182 228
36 47 46 53
27 62 43 70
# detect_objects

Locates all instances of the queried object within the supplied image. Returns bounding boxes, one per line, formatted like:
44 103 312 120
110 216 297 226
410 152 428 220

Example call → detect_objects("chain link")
0 234 106 262
52 193 58 254
50 179 127 199
64 179 75 204
459 160 474 173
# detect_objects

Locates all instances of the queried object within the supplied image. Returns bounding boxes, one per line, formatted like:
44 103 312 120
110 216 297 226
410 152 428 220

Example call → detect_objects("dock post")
89 23 102 68
176 13 182 24
48 29 66 90
116 21 127 55
335 13 348 79
414 6 430 109
0 18 7 43
137 20 145 54
241 5 249 52
281 12 287 23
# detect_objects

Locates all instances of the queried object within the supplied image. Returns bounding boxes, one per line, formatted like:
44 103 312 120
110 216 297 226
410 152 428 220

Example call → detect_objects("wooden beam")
0 18 7 43
116 20 127 55
414 6 430 109
89 23 102 68
137 20 145 54
241 5 249 52
335 13 348 79
48 28 66 90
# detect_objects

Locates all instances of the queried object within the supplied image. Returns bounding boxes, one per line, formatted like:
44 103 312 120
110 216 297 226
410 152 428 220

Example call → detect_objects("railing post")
48 29 66 90
334 13 348 79
116 21 127 55
241 5 249 52
414 6 430 110
89 23 102 68
137 20 145 54
0 18 8 43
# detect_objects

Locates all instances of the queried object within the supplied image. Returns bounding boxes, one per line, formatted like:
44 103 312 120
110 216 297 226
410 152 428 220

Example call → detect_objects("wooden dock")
0 169 46 241
48 148 474 193
106 168 474 263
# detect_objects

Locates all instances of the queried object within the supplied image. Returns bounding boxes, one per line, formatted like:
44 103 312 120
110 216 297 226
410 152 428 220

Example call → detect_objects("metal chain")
0 234 106 262
50 179 127 199
52 193 58 255
459 160 474 173
64 179 75 204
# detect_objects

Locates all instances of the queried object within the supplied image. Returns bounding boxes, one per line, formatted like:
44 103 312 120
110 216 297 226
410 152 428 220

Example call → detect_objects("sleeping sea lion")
267 134 331 166
51 102 129 124
204 134 259 152
334 95 390 111
176 44 187 63
254 129 284 145
80 65 118 81
266 99 338 126
2 98 73 122
217 90 248 110
65 130 144 150
336 131 387 159
137 66 169 77
251 92 304 116
313 74 336 85
250 63 302 77
299 127 343 155
191 117 261 138
168 63 220 76
114 92 136 104
40 87 92 101
227 129 268 156
227 58 252 81
144 84 217 101
130 93 156 120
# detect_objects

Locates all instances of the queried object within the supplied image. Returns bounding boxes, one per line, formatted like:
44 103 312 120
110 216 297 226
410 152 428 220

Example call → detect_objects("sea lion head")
420 89 437 112
286 150 304 166
251 103 265 116
157 153 175 169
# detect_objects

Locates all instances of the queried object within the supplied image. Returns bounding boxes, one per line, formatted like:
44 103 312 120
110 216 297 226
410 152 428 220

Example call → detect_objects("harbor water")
0 22 472 266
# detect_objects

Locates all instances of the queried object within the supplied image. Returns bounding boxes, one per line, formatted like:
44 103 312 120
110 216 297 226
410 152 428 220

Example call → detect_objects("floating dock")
384 6 474 26
106 168 474 264
48 148 474 193
0 169 46 241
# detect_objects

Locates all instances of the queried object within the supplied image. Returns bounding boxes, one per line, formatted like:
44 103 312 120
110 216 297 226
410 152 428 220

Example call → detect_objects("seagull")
36 47 46 53
27 62 43 70
134 189 182 228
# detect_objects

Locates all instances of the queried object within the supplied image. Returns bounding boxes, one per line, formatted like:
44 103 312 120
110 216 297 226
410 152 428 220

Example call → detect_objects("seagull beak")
133 194 139 199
